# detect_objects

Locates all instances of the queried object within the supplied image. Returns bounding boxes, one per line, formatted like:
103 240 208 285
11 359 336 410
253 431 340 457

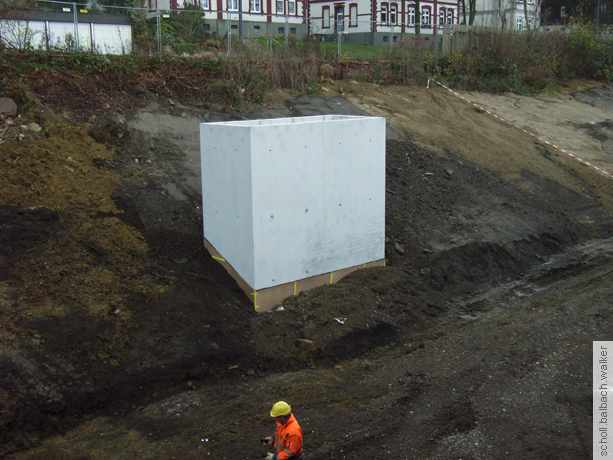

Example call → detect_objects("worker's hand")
264 437 273 446
265 453 274 460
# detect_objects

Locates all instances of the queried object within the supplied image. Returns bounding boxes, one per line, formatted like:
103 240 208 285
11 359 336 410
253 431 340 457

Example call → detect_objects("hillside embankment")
1 62 612 459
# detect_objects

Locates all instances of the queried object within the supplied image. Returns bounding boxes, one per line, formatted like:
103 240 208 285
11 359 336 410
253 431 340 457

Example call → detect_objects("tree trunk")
415 0 421 35
469 0 476 25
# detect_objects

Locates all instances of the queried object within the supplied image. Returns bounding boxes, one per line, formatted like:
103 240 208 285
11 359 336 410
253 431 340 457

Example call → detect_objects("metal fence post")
337 13 343 58
72 2 79 51
285 14 288 44
156 8 161 54
227 10 231 55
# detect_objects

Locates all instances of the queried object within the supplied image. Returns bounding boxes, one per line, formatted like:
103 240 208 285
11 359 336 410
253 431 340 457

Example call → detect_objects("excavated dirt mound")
1 67 613 460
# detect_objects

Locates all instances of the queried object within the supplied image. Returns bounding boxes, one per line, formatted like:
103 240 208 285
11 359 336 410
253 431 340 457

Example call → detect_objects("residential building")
473 0 540 30
308 0 459 45
147 0 460 43
150 0 309 38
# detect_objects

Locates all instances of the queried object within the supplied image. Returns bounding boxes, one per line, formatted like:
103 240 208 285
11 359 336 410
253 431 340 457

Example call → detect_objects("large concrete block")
200 115 386 310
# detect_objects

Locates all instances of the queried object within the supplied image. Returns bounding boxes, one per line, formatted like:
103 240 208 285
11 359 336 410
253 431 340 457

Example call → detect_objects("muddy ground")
1 69 612 460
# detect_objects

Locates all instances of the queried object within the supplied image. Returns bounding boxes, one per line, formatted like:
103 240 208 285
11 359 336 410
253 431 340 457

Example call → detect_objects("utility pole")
239 0 243 48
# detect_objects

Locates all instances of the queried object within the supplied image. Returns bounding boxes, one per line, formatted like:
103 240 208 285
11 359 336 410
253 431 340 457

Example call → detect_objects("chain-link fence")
0 0 457 56
0 0 314 54
0 1 137 53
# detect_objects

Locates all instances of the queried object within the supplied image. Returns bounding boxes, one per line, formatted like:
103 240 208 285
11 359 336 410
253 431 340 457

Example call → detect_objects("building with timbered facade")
151 0 460 44
308 0 459 45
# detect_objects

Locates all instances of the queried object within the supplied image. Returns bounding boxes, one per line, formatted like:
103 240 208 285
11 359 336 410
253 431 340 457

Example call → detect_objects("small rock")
210 342 220 350
0 97 17 119
394 242 405 254
27 123 42 133
294 339 315 350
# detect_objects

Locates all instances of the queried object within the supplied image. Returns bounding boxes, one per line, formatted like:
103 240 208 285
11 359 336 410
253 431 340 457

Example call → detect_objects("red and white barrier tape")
427 77 613 179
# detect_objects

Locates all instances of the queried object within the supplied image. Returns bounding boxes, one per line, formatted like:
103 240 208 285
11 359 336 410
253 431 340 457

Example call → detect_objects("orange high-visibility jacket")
271 413 303 460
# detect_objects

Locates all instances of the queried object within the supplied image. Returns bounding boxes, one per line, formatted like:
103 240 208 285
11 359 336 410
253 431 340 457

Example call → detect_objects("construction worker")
262 401 303 460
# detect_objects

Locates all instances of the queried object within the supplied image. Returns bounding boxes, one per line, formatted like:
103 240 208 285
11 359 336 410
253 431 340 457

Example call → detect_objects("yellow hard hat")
270 401 291 417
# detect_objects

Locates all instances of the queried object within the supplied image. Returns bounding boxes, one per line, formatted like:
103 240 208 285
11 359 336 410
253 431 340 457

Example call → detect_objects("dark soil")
1 55 612 460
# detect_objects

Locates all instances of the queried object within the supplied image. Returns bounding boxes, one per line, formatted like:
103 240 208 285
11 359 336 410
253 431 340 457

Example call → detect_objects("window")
381 5 388 23
276 0 283 14
408 7 415 25
422 8 430 26
349 4 357 27
390 4 397 24
528 17 532 28
250 0 260 12
447 10 453 24
288 0 295 14
204 23 210 30
383 35 388 42
335 7 344 31
560 5 566 17
278 27 285 33
516 16 523 30
228 0 238 10
290 27 296 34
323 7 330 28
439 10 444 26
202 0 209 8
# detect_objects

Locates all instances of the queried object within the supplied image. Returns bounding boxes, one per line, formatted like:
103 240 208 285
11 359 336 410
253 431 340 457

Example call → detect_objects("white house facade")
150 0 309 38
473 0 540 29
309 0 460 45
148 0 459 43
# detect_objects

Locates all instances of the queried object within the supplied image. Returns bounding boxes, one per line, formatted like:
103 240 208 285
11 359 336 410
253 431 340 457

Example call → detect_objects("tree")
179 4 206 40
492 0 508 28
469 0 476 24
0 0 41 50
460 0 477 25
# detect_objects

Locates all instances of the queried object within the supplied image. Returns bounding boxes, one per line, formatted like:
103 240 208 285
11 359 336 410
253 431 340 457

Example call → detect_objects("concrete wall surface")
0 19 132 54
201 115 386 291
